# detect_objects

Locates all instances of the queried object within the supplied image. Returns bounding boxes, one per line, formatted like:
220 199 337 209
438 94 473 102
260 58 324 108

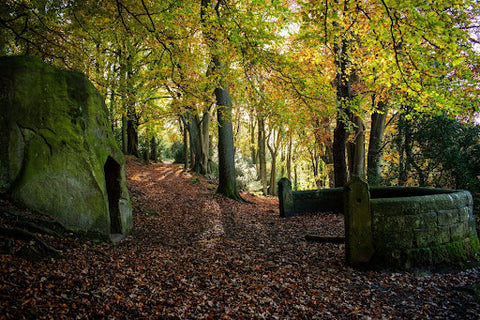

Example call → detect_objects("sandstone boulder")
0 56 132 238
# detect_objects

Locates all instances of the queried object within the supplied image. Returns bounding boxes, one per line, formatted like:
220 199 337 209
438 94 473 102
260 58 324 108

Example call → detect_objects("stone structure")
278 179 479 268
0 56 132 239
344 177 374 266
277 178 343 217
371 188 478 268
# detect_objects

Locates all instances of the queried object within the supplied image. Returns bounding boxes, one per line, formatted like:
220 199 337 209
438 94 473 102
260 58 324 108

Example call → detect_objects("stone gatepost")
344 176 375 266
278 178 294 218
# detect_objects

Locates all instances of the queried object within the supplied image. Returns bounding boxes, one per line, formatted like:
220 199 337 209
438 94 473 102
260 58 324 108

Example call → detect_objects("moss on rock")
0 56 132 237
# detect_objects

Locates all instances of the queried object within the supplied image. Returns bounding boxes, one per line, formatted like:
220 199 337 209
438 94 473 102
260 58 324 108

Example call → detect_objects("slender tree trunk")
183 112 208 174
150 137 157 162
352 115 365 177
126 109 139 157
108 89 116 130
268 149 277 195
347 139 355 178
258 115 268 195
367 100 387 185
294 165 298 191
286 134 292 181
143 131 150 164
267 129 281 196
181 119 189 169
250 116 257 166
200 111 211 173
333 115 349 187
121 114 128 155
397 113 407 185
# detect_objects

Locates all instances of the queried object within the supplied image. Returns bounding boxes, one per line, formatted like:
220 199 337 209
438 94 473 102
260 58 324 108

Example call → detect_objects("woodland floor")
1 157 480 319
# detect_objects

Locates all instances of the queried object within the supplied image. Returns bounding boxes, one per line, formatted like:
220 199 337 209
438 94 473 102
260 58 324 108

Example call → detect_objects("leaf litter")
1 156 479 319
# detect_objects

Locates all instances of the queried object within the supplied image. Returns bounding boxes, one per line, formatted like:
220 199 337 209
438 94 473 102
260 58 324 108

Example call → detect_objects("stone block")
450 222 468 241
415 211 438 229
374 230 414 250
344 176 374 266
278 178 294 218
437 209 458 226
457 206 471 223
415 228 439 247
436 226 451 244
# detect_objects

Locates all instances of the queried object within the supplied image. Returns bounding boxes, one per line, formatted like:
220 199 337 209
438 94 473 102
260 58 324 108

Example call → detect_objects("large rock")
0 56 132 238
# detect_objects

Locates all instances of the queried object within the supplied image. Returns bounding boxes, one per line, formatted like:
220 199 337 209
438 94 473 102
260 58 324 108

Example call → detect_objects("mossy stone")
0 56 132 237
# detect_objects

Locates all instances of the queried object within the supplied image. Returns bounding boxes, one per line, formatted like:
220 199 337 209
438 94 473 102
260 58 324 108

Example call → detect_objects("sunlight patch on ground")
198 199 224 247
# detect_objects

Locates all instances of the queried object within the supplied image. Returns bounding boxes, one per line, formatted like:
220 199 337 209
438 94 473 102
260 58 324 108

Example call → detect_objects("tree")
201 0 242 200
367 100 388 185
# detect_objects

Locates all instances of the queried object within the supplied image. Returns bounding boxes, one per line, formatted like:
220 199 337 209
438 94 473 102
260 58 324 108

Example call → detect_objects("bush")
166 141 185 164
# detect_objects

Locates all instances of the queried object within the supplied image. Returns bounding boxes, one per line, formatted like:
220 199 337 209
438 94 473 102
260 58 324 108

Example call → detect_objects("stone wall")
278 179 480 268
371 190 479 268
278 178 343 217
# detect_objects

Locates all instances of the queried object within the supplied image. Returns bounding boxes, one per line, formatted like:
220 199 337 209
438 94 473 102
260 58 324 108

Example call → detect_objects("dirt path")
0 157 479 319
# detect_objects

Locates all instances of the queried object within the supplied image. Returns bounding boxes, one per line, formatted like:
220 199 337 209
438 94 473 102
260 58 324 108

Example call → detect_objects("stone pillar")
278 178 294 217
344 176 374 266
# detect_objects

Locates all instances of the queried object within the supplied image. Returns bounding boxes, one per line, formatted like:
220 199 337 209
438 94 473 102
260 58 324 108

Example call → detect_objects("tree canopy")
1 0 480 194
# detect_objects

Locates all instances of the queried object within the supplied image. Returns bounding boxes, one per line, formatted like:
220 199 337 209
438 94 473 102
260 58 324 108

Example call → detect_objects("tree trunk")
332 0 353 187
269 149 277 195
189 111 210 175
201 0 241 200
294 164 298 191
367 101 387 185
150 137 158 162
352 115 365 177
121 114 128 155
200 111 211 173
182 119 189 169
333 115 349 187
183 111 210 175
250 116 257 166
258 115 268 195
267 129 281 196
126 110 139 157
310 148 321 188
286 134 292 181
215 83 241 200
397 113 407 186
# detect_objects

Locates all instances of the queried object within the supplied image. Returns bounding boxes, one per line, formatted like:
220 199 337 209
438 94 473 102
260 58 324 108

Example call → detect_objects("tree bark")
333 115 349 187
258 115 268 195
286 134 292 181
150 137 157 162
332 1 353 187
182 111 210 175
181 118 189 169
367 101 387 185
250 115 257 166
267 128 282 196
215 82 241 200
201 0 242 200
121 114 128 154
126 111 139 157
352 115 365 177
